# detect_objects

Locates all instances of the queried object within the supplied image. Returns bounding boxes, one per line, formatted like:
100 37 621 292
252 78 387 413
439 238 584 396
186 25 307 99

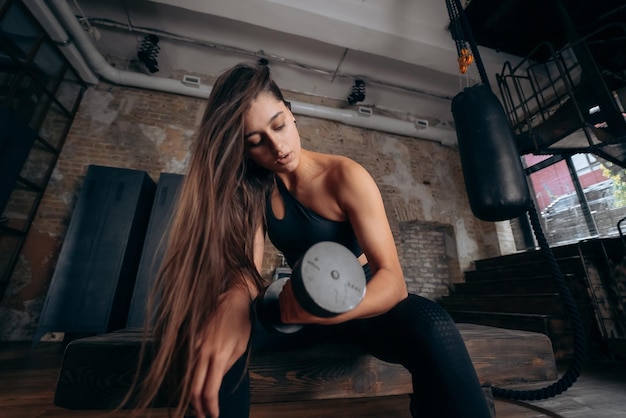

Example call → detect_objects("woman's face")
243 92 300 173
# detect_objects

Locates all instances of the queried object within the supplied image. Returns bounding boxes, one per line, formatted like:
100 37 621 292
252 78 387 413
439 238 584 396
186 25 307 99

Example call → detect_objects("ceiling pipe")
44 0 214 97
41 0 456 146
23 0 98 84
293 103 455 145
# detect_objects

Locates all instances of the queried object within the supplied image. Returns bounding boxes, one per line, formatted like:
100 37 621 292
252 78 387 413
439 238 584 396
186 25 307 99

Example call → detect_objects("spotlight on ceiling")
137 34 160 74
347 79 366 105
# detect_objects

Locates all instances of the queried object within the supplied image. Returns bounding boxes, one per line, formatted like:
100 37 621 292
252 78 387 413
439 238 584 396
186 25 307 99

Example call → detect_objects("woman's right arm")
190 225 265 418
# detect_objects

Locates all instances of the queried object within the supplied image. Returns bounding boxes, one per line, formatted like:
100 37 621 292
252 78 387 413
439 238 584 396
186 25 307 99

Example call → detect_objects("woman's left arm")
332 159 408 320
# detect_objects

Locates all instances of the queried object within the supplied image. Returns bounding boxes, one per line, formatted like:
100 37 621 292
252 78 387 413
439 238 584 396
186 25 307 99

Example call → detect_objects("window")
519 153 626 248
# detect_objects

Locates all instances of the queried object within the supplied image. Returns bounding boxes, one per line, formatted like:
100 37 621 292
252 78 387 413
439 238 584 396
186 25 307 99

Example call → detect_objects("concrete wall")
0 81 508 341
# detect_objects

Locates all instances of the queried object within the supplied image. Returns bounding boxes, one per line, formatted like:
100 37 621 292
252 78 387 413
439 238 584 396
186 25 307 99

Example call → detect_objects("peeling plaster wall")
0 82 503 341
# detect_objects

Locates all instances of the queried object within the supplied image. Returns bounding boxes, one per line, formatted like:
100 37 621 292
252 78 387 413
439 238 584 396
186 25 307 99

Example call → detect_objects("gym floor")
1 341 625 417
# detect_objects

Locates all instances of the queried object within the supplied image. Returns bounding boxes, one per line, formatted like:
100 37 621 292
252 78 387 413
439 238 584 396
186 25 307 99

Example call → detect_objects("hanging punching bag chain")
445 0 474 75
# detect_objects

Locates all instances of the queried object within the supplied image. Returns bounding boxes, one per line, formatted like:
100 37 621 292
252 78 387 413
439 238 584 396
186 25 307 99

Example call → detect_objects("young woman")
133 62 492 418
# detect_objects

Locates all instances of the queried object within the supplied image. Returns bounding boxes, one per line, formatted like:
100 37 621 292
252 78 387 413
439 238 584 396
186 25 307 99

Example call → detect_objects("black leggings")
218 293 492 418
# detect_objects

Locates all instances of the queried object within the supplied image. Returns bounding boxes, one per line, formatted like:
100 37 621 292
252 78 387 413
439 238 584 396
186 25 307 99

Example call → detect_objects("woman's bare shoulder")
318 154 375 197
313 152 366 175
336 155 371 181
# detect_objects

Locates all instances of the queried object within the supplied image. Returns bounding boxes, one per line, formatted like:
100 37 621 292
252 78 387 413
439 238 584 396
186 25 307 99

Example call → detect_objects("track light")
347 79 366 105
137 34 160 73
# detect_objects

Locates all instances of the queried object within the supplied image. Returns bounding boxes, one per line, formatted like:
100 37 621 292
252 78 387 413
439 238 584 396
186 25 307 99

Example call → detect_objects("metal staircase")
0 1 86 301
496 23 626 167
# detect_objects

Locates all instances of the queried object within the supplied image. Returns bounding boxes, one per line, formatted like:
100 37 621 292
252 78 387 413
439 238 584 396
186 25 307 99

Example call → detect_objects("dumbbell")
255 241 367 333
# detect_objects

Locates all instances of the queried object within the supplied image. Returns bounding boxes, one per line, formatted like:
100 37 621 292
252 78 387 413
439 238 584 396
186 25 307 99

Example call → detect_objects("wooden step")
473 238 623 271
53 324 558 410
451 276 562 296
438 294 564 315
444 311 574 361
459 273 589 300
474 249 582 271
444 310 567 335
464 258 585 282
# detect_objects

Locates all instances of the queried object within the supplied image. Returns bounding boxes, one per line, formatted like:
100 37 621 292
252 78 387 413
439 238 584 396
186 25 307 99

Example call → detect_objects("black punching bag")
452 84 531 221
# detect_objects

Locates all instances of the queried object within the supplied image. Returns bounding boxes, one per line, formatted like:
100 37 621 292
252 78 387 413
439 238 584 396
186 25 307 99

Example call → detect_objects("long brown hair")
126 63 284 416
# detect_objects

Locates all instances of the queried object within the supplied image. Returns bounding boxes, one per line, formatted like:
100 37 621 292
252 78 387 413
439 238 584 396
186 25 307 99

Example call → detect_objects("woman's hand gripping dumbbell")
255 241 367 333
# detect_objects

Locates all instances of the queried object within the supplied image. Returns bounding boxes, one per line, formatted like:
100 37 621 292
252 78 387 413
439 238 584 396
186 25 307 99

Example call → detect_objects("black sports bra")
265 179 363 268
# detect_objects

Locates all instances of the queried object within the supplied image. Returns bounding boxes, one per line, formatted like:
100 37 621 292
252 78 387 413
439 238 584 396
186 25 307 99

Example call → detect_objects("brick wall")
399 220 460 298
0 82 504 341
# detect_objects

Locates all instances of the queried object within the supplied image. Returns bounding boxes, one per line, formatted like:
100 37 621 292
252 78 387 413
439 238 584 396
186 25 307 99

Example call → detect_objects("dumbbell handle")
255 277 303 334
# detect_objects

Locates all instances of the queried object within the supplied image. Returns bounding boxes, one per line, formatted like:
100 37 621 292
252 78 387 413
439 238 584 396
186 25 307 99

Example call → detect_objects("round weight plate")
291 241 366 317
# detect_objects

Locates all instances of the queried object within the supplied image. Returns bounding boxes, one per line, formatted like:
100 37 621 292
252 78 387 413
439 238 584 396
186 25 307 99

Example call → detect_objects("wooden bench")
53 323 558 415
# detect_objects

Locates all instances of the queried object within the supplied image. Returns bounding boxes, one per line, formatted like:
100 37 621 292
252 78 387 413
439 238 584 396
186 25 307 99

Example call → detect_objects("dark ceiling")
465 0 626 88
466 0 626 55
463 0 626 166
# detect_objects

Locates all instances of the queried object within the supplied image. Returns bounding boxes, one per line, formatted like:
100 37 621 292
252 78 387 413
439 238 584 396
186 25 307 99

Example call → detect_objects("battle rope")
491 201 587 400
